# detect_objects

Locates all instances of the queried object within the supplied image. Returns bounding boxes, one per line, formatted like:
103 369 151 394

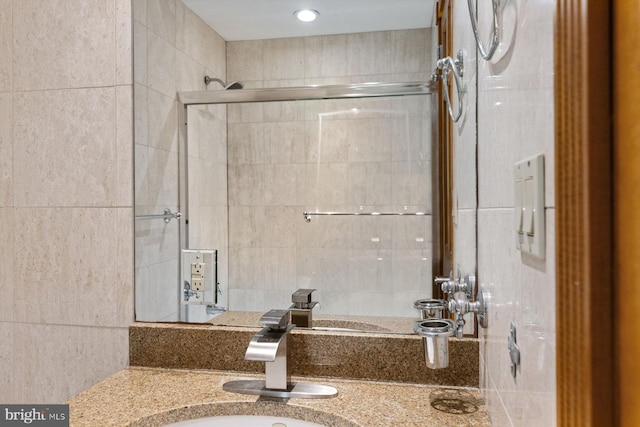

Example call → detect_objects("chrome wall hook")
436 50 465 123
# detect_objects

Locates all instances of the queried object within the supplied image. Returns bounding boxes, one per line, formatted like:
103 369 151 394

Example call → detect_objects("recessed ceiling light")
294 9 319 22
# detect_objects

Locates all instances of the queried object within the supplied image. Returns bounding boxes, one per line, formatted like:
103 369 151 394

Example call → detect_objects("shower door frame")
177 81 440 322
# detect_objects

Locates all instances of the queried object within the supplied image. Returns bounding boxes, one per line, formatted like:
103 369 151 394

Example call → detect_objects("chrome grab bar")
467 0 500 61
436 51 464 123
134 208 182 224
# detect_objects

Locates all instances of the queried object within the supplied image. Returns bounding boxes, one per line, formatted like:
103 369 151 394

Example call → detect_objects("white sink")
163 415 327 427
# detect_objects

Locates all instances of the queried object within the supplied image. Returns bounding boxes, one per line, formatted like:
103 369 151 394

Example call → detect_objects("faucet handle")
259 309 290 331
292 288 316 308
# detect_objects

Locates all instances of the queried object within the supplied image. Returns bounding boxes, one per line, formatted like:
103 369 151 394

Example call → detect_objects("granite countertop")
68 367 491 427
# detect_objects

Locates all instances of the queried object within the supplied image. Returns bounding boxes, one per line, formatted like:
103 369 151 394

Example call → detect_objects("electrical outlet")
191 263 204 278
192 278 204 292
191 262 205 291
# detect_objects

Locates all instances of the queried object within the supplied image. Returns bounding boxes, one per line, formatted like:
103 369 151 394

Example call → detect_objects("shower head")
204 75 243 90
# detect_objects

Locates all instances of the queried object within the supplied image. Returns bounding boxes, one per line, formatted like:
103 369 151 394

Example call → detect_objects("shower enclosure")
167 81 439 323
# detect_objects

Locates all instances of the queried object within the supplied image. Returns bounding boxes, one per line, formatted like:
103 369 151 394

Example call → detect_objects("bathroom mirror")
133 0 477 334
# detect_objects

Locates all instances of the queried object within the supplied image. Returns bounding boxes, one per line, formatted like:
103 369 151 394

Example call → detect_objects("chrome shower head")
204 75 243 90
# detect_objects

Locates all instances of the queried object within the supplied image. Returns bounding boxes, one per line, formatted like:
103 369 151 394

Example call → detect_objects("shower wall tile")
134 143 150 209
228 164 264 207
264 121 305 164
304 35 348 78
147 88 178 152
13 208 128 327
264 164 298 207
227 40 264 82
228 123 265 164
14 88 116 207
147 147 178 208
188 105 227 162
0 209 13 322
391 29 430 74
147 31 176 97
176 50 205 92
263 38 305 81
147 0 175 45
347 32 392 76
0 0 11 91
13 324 128 403
12 0 115 91
176 0 225 78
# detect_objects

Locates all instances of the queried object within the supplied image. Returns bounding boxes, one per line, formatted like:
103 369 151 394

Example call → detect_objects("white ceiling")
181 0 435 41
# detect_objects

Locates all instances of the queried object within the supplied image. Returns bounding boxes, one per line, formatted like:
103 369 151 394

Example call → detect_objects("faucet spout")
244 309 293 390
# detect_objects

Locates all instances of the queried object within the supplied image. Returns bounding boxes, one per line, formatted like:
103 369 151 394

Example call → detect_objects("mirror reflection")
133 0 473 333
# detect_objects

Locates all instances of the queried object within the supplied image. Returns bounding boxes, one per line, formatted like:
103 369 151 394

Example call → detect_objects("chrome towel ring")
467 0 500 60
436 51 464 123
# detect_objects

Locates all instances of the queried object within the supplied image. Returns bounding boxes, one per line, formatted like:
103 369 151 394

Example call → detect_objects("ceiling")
181 0 435 41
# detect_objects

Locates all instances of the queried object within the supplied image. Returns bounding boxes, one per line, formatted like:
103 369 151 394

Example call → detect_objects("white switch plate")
514 155 545 259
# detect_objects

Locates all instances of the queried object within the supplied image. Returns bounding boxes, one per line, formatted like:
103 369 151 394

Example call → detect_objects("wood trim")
614 1 640 425
555 1 613 426
435 0 454 292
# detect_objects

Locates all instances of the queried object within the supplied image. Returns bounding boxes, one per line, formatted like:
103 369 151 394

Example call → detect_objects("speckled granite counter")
130 323 479 387
68 367 491 427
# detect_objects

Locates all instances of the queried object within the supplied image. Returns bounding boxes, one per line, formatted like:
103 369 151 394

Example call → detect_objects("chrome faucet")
244 309 293 390
224 308 338 398
289 288 318 328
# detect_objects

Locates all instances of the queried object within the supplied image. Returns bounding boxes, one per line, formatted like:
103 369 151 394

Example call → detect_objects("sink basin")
163 415 326 427
132 402 359 427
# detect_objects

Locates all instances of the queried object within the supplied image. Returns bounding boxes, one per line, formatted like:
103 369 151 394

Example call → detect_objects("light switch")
514 178 524 249
523 178 534 235
514 155 545 259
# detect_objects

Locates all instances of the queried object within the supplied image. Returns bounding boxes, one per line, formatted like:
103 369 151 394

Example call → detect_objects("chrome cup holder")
414 298 448 319
414 319 455 369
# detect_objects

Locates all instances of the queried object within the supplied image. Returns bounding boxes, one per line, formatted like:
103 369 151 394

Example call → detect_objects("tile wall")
225 30 435 317
0 0 133 403
134 0 228 321
458 0 558 425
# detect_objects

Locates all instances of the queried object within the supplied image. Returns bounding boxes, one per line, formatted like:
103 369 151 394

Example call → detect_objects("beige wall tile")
0 0 11 91
116 86 134 207
0 94 11 206
116 0 133 85
263 38 304 81
0 322 14 402
347 32 391 76
13 0 115 90
391 29 430 74
117 208 135 326
13 324 128 403
14 88 116 207
147 89 177 152
0 209 13 322
13 208 122 326
304 35 347 78
147 31 176 97
134 23 148 85
147 0 175 44
227 40 263 82
147 146 178 207
133 0 147 26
